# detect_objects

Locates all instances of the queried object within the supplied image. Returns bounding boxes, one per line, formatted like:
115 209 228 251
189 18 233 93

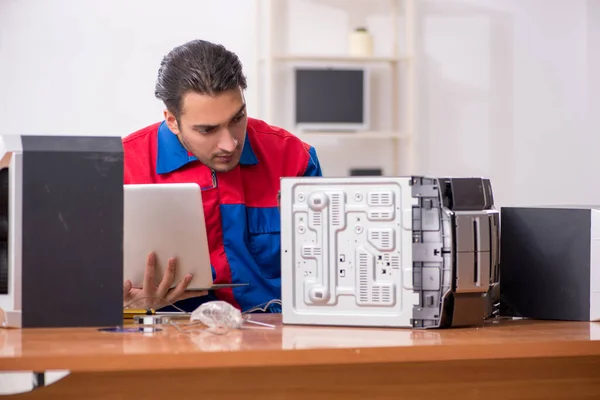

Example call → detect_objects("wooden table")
1 314 600 399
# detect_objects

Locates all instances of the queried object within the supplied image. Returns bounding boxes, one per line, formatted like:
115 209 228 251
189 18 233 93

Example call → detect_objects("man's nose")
218 131 238 153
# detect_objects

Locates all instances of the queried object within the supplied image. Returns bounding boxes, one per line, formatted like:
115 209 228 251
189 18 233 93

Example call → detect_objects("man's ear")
164 109 181 135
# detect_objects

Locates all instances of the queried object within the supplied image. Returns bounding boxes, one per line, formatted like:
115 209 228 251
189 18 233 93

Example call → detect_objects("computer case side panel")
20 136 124 328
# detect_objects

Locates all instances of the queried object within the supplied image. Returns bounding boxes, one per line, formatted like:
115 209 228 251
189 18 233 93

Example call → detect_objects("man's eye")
232 114 245 123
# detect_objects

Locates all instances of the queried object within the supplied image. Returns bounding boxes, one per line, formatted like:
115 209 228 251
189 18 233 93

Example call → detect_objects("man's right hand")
123 252 205 310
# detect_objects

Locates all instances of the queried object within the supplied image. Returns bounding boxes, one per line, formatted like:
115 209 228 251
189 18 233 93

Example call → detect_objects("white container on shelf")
349 27 373 57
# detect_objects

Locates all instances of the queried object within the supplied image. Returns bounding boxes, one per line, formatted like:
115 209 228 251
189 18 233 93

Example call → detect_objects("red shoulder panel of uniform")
122 122 160 184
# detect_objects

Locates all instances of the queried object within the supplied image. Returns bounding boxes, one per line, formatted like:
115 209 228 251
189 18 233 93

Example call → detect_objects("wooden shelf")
267 54 408 63
296 130 409 140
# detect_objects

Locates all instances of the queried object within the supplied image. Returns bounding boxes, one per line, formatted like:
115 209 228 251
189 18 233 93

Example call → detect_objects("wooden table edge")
2 339 600 373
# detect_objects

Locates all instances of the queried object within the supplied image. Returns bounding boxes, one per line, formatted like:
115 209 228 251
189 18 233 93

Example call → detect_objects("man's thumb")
123 280 132 294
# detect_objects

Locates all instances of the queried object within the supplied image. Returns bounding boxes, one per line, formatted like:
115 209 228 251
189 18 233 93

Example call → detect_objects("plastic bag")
190 300 244 330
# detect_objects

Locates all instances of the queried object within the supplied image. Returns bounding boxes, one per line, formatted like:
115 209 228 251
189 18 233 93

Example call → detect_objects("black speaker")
0 135 124 328
500 206 600 322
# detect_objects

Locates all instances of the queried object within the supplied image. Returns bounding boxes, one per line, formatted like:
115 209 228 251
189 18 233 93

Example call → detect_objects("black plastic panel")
500 207 591 321
20 136 124 328
0 168 8 295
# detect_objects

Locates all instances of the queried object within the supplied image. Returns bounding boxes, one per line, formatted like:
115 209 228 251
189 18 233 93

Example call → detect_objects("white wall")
415 0 596 207
589 0 600 188
0 0 258 136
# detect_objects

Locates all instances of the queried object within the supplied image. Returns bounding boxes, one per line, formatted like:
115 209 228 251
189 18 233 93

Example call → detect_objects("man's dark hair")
155 39 247 120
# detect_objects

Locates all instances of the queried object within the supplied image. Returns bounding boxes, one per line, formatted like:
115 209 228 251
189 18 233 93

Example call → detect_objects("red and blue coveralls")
122 117 322 312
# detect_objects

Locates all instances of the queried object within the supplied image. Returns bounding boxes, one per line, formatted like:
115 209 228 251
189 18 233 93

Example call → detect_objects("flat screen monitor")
294 67 369 132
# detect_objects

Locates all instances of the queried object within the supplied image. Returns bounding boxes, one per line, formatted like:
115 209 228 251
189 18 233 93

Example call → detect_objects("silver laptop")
123 183 246 292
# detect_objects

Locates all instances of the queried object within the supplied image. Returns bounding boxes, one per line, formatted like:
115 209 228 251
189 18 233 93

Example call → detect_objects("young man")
122 39 322 313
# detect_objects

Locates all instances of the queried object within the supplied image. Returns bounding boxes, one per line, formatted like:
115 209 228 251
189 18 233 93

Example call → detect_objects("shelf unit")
296 130 410 140
255 0 417 176
266 55 409 63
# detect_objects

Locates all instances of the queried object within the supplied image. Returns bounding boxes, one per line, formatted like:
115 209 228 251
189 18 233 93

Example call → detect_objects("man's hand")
123 252 206 310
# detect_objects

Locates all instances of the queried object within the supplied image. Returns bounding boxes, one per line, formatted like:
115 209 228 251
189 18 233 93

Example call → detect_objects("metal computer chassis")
280 176 499 329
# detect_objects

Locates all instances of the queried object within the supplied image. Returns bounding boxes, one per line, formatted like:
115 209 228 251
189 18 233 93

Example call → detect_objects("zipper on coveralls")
211 169 218 188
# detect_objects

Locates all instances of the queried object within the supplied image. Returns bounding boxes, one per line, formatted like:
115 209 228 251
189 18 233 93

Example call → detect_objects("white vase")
349 28 373 57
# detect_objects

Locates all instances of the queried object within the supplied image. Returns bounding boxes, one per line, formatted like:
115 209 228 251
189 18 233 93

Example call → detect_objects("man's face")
165 87 247 172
